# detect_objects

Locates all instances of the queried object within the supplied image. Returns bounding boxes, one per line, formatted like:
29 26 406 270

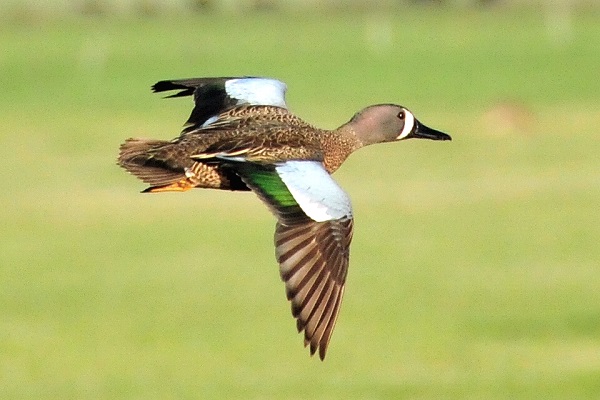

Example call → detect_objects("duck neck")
319 126 364 174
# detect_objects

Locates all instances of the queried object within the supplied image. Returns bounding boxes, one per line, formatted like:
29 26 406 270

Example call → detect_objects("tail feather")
118 138 185 187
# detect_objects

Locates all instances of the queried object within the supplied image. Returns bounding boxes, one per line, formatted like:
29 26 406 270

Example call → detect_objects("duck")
118 77 451 360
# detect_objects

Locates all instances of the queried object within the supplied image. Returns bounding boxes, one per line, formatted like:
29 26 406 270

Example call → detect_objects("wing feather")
276 218 352 359
152 77 287 132
227 159 353 360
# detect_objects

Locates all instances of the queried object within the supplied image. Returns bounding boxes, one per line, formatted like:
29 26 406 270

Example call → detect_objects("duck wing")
152 77 288 133
221 157 353 360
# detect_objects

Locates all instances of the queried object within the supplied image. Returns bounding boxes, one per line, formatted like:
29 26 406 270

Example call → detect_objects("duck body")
120 104 361 193
118 77 451 360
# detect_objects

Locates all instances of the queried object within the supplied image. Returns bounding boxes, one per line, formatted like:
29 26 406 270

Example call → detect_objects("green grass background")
2 5 600 399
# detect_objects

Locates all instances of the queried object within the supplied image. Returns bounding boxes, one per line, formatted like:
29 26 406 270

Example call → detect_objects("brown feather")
275 218 353 360
118 138 185 187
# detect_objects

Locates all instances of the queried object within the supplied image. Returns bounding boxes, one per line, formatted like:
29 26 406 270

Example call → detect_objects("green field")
2 6 600 399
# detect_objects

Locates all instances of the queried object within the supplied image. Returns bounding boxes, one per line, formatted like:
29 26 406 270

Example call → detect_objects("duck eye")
397 111 405 120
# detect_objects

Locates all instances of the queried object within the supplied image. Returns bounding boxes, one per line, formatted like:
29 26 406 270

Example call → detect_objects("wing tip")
307 336 328 361
151 80 195 97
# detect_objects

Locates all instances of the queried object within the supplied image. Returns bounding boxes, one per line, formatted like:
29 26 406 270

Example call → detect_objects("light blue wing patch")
275 161 352 222
225 78 288 109
221 158 352 224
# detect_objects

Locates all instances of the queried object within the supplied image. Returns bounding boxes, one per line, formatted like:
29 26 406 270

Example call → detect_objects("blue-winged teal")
118 77 451 360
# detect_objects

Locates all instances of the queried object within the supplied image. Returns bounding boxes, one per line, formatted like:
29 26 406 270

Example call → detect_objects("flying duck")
118 77 451 360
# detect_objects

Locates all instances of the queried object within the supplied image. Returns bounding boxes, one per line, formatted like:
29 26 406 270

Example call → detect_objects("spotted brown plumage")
118 76 451 360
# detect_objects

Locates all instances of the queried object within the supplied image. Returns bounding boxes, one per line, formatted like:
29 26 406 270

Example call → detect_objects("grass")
1 6 600 399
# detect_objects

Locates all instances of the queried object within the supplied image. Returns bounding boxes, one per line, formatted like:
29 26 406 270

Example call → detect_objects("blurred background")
1 0 599 398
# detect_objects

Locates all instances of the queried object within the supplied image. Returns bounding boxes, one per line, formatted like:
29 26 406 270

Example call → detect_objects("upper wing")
152 77 288 133
224 158 353 360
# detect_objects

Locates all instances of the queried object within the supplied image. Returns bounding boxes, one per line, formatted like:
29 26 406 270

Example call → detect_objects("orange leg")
143 179 196 193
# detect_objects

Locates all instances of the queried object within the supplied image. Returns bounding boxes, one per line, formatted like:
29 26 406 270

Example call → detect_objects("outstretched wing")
152 77 288 133
223 158 353 360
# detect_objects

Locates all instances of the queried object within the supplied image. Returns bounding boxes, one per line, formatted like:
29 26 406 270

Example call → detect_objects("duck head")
349 104 451 146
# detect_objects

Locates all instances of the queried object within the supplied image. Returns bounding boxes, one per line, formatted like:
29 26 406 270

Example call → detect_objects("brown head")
346 104 451 147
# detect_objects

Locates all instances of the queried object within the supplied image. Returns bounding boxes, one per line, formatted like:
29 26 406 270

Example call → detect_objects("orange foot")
143 179 195 193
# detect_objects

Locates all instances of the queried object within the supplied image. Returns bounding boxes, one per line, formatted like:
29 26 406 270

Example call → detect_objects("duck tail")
117 138 186 190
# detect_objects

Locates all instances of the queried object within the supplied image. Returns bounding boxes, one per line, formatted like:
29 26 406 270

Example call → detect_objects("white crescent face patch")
397 109 416 140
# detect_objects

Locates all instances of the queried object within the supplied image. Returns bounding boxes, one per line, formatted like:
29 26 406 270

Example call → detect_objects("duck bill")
407 120 452 141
